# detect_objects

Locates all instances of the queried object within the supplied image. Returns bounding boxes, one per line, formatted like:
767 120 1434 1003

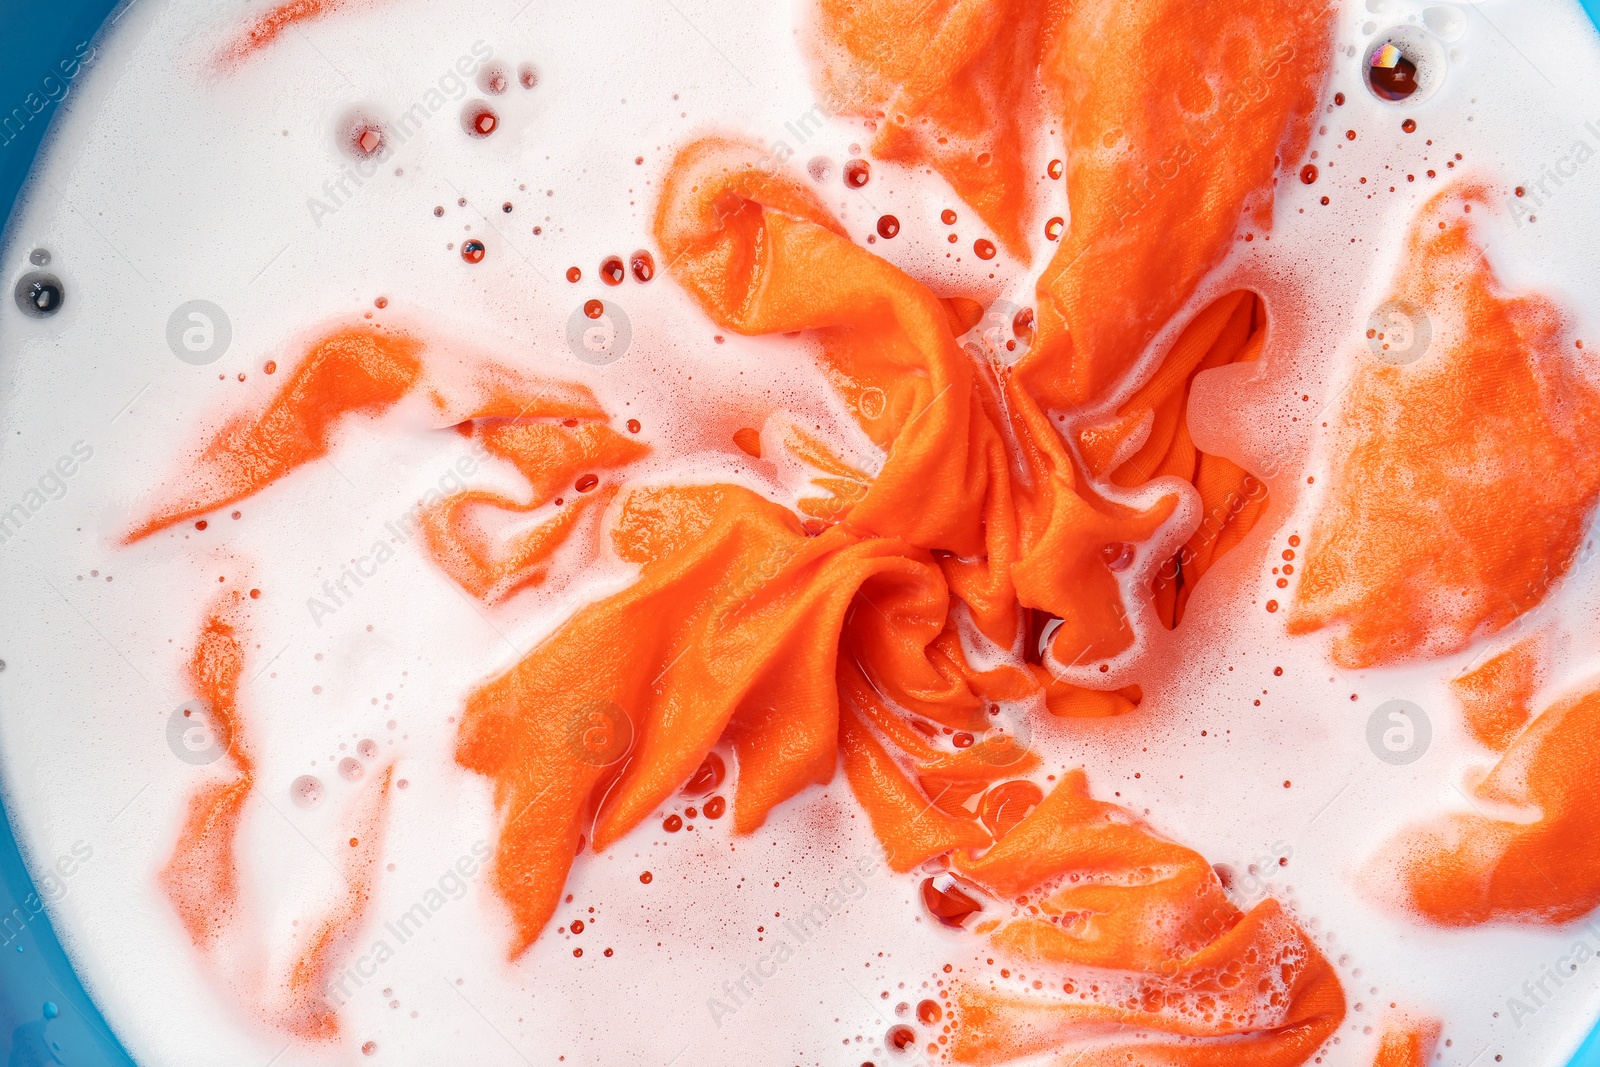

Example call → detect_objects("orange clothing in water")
1373 670 1600 927
946 771 1345 1066
1369 1015 1440 1067
1290 183 1600 668
812 0 1334 408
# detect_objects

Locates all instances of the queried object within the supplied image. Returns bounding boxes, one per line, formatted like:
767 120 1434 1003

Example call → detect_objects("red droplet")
263 360 277 374
843 159 871 187
519 64 539 90
575 474 599 493
1334 91 1346 106
916 999 942 1025
1047 159 1064 179
888 1025 917 1051
877 214 900 239
584 299 605 319
973 238 996 260
626 418 642 434
663 814 683 833
639 871 653 884
704 795 726 819
921 873 983 928
1402 117 1417 133
630 250 655 282
1300 164 1318 185
195 520 208 531
570 919 584 934
1044 216 1064 241
249 588 261 599
463 103 498 137
1266 600 1279 613
600 256 626 286
461 240 485 263
684 752 726 795
567 266 582 283
941 208 957 225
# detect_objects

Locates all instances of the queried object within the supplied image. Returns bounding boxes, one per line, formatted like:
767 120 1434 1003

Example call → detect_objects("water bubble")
291 775 324 809
1101 542 1136 572
887 1025 917 1051
1422 6 1465 41
920 872 984 928
28 248 49 266
462 102 499 137
1365 28 1444 105
14 272 64 318
807 156 833 182
478 63 510 95
340 112 387 160
357 738 378 759
339 756 364 781
518 64 539 89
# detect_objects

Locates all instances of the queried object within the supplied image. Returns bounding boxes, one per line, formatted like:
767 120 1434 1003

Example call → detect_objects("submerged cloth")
131 0 1362 1059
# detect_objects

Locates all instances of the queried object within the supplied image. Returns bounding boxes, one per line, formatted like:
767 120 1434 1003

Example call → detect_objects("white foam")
4 0 1600 1063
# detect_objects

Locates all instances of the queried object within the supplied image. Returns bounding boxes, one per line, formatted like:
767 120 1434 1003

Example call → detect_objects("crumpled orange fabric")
1371 668 1600 927
1289 182 1600 668
123 323 646 604
1452 635 1544 751
158 593 395 1040
1369 1015 1440 1067
812 0 1334 407
1077 289 1271 628
459 138 1180 955
946 771 1345 1066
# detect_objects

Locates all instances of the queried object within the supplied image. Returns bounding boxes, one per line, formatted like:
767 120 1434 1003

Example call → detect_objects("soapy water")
4 0 1600 1064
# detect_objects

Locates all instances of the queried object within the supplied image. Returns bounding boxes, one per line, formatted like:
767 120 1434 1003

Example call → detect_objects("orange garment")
812 0 1334 407
124 327 424 543
159 597 254 948
1451 636 1543 751
809 0 1047 257
1289 183 1600 668
947 771 1345 1066
124 324 646 605
1370 1015 1440 1067
1078 290 1272 627
1373 673 1600 927
158 595 394 1040
457 137 1178 957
